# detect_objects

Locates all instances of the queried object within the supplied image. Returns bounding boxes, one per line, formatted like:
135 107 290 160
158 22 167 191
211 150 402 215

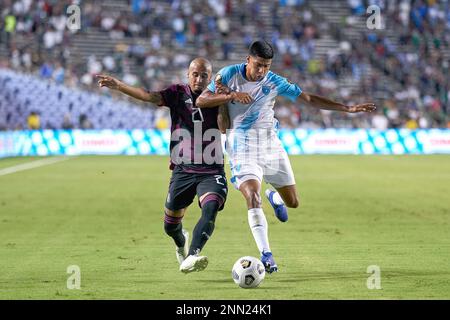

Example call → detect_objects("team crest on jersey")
262 86 271 95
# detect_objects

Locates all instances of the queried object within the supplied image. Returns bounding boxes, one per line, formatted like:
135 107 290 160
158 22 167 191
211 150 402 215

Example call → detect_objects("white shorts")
228 134 296 190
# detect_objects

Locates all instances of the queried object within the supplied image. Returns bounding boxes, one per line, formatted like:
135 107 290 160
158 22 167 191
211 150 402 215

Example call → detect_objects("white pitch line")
0 157 71 177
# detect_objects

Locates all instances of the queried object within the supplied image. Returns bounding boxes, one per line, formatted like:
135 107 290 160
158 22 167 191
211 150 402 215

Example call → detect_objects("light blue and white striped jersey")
207 63 302 131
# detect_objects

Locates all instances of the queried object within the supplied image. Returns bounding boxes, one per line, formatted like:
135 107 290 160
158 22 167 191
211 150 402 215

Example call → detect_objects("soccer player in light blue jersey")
197 40 376 273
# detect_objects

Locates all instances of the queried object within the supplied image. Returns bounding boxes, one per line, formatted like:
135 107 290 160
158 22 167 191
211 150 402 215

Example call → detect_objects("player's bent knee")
200 193 224 211
289 199 299 209
286 196 300 208
247 191 262 208
240 182 262 208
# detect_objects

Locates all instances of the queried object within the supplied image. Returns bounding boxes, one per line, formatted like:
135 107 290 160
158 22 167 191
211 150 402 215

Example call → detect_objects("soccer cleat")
179 254 209 273
261 251 278 274
265 189 288 222
176 229 189 265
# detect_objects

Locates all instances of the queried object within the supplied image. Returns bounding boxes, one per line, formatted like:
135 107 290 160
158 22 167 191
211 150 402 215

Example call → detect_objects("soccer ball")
231 256 265 289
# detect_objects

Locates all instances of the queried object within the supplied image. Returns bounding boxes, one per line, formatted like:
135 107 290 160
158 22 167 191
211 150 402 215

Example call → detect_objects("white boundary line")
0 157 71 177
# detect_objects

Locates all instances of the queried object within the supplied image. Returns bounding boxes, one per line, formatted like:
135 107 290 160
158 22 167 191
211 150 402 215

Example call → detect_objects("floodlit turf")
0 155 449 299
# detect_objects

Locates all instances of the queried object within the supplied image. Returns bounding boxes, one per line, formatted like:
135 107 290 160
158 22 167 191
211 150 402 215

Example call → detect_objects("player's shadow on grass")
196 271 366 285
276 270 450 283
193 269 450 287
196 279 289 290
197 278 231 284
276 271 364 282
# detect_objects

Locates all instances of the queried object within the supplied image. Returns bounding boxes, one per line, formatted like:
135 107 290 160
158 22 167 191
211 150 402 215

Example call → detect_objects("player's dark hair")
249 40 274 59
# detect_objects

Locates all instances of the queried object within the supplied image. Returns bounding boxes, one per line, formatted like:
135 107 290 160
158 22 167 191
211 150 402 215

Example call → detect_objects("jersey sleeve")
207 64 241 93
269 73 302 102
158 84 179 110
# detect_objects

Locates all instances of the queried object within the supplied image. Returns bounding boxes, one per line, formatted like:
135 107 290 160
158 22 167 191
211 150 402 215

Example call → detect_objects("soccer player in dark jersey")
96 58 233 273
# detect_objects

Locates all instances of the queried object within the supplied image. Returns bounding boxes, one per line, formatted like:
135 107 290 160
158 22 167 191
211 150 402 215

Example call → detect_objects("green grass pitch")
0 155 449 299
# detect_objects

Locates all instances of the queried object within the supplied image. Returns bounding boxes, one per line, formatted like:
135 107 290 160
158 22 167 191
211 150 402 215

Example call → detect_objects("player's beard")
192 87 203 95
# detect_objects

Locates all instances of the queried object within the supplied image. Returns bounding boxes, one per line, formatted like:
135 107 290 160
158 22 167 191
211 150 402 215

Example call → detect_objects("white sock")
248 208 271 254
266 189 284 206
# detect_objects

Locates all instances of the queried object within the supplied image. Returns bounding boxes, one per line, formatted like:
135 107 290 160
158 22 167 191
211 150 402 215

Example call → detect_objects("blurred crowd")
0 0 448 130
345 0 450 129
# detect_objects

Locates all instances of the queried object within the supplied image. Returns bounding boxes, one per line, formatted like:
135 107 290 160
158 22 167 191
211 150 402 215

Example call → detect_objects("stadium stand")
0 0 448 130
0 69 154 130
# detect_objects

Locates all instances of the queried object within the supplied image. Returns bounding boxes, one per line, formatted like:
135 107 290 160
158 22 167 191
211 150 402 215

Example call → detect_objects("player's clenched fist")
215 74 231 95
230 92 253 104
96 74 121 90
214 74 252 104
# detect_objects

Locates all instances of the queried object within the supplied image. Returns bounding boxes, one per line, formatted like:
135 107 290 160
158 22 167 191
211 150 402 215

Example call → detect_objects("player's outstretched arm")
96 74 163 105
217 104 230 134
298 92 376 113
